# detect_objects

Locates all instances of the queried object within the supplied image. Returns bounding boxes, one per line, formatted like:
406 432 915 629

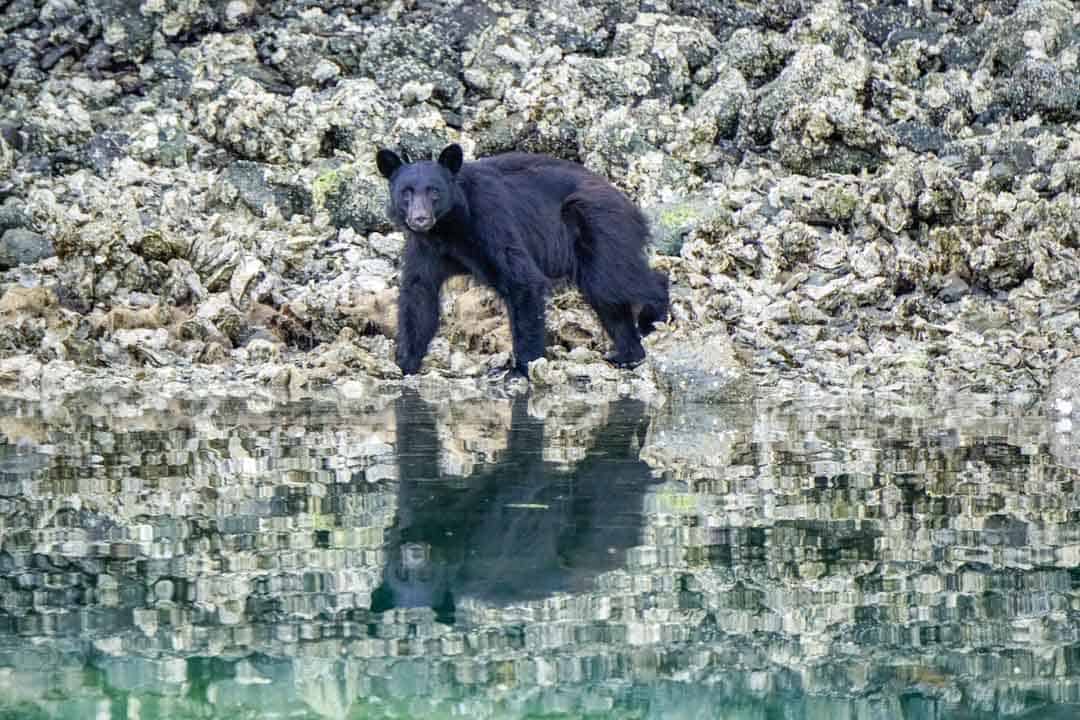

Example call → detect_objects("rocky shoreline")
2 0 1080 404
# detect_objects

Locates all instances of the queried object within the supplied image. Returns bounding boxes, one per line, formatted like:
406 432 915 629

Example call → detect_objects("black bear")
375 144 669 377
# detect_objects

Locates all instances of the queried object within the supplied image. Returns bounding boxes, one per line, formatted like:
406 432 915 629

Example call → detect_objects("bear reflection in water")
371 390 659 623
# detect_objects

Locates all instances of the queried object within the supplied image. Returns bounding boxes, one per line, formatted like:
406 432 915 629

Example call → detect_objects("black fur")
377 143 669 376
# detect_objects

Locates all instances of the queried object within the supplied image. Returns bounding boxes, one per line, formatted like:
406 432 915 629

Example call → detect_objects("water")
1 388 1080 719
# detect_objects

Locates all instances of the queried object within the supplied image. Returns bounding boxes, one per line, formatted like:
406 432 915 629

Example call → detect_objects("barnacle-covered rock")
0 0 1079 400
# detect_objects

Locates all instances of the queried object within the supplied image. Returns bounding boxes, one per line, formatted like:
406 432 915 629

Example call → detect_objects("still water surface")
1 388 1080 719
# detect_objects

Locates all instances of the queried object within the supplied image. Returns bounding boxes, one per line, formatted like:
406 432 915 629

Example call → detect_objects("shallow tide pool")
2 388 1080 719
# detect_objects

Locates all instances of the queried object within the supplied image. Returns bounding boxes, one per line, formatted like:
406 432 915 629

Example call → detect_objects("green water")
2 388 1080 719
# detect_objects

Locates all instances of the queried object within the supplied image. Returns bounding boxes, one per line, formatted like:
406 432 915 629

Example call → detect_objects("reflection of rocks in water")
372 391 658 621
4 391 1080 718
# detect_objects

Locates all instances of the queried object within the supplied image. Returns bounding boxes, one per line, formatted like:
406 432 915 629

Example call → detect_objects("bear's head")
376 144 463 233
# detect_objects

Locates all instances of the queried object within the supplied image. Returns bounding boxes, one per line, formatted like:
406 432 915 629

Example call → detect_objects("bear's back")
476 152 586 174
461 152 597 206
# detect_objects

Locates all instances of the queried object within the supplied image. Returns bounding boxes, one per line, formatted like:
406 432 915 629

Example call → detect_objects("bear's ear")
376 149 403 179
438 144 463 174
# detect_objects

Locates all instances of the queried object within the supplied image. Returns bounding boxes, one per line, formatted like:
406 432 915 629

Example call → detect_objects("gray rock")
86 0 155 65
720 26 793 87
938 274 970 303
82 131 131 175
0 228 54 270
650 333 753 403
608 13 719 102
353 22 464 110
1049 358 1080 470
988 159 1017 191
0 201 30 234
743 43 888 173
1005 60 1080 122
527 0 622 55
315 164 392 235
220 161 312 220
687 64 748 142
0 0 37 32
894 122 947 154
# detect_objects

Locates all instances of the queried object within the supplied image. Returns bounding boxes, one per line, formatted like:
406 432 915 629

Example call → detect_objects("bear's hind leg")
636 270 670 337
506 281 548 376
594 303 646 369
562 186 659 368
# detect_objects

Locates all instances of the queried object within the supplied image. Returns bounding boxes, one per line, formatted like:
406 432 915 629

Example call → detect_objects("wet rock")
0 228 54 270
650 332 752 403
443 281 512 358
243 337 283 364
1051 359 1080 412
339 287 397 340
100 302 173 330
198 341 229 364
113 327 169 353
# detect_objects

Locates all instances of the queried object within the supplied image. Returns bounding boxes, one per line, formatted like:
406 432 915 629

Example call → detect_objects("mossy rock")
646 198 725 256
314 163 392 234
136 229 188 263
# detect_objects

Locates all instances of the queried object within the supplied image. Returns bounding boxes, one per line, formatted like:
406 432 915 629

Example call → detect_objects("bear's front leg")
396 238 448 375
396 280 440 375
505 282 546 376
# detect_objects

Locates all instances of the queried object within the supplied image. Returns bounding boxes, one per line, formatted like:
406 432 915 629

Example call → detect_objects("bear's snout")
406 213 435 232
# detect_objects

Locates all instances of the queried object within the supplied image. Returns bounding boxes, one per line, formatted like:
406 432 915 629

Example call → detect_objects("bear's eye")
430 188 440 199
401 187 414 199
